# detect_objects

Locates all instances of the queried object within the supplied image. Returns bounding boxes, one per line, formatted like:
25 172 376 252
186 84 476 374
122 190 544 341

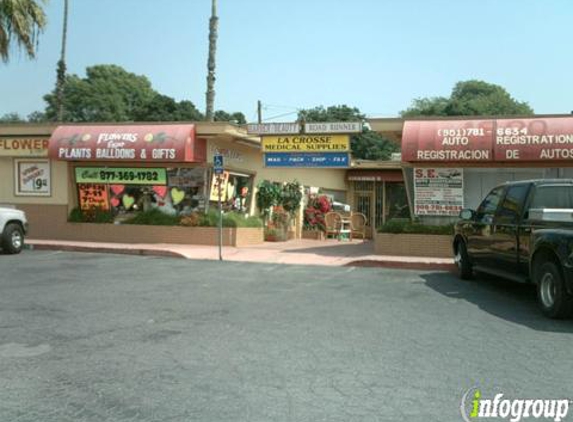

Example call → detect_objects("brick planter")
19 205 263 246
34 222 263 247
375 233 453 258
301 230 324 240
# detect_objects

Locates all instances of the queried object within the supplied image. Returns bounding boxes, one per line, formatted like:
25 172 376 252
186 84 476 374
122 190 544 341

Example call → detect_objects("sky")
1 0 572 122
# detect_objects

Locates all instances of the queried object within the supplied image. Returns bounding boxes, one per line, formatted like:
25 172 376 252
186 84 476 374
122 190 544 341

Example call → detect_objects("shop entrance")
351 179 410 235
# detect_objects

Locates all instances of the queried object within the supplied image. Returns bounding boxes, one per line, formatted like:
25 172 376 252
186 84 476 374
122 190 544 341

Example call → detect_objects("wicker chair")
350 212 367 240
324 212 342 240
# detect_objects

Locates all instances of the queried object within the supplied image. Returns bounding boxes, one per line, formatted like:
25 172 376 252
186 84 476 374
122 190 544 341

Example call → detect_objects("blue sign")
213 154 224 174
264 152 350 168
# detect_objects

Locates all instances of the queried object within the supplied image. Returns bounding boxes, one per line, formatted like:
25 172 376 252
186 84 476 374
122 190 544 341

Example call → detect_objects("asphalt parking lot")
1 251 572 422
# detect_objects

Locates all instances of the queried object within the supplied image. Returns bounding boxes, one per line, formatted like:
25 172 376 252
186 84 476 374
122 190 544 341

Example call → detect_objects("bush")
122 209 180 226
264 227 287 241
180 212 202 227
378 220 454 235
68 207 114 224
198 210 263 228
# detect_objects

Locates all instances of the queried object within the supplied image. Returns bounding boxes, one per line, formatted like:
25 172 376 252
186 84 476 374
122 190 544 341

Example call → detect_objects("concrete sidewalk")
26 238 455 270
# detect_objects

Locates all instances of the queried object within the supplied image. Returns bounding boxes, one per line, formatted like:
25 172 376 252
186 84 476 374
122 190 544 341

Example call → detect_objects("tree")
134 94 203 122
400 97 449 117
214 110 246 124
0 112 24 122
42 63 244 123
298 105 399 161
205 0 218 121
27 110 46 121
0 0 46 62
401 80 533 117
43 65 157 122
54 0 69 121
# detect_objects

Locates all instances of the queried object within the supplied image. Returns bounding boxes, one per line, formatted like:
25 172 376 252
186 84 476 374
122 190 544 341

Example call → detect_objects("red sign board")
402 120 494 162
48 124 206 163
495 117 573 161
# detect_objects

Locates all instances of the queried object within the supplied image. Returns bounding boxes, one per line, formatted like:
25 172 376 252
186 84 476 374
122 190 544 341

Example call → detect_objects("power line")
262 110 299 122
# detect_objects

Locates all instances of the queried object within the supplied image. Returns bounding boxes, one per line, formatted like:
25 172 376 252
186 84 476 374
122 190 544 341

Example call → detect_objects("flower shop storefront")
44 123 263 246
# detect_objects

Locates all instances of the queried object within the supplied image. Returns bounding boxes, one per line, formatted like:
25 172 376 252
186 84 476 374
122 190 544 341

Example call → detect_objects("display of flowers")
304 194 331 232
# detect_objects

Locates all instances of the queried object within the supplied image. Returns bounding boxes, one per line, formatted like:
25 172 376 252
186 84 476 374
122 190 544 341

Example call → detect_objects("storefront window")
386 182 410 220
75 166 208 219
209 171 253 214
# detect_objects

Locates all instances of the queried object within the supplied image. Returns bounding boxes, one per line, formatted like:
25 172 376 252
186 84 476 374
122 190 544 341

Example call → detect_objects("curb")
28 243 186 259
26 242 455 271
345 259 456 272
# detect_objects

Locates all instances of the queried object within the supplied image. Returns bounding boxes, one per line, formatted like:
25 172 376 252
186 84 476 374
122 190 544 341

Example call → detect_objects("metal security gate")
351 180 410 234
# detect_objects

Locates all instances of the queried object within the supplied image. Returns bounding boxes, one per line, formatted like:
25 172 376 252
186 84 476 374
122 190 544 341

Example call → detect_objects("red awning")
347 170 403 182
48 124 205 163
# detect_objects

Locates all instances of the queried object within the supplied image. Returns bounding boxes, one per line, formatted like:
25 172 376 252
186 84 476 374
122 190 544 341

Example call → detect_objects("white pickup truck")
0 206 28 254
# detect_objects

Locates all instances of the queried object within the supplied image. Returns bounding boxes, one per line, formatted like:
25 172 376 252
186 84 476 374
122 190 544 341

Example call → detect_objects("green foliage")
122 208 180 226
400 97 449 117
264 227 287 241
281 181 302 217
299 105 364 122
401 80 534 117
298 104 399 160
39 63 246 123
44 65 157 122
134 94 203 122
27 110 46 122
256 180 282 218
0 112 24 122
223 212 263 228
350 130 399 161
0 0 47 62
378 220 454 235
68 207 114 223
214 110 246 124
197 210 263 228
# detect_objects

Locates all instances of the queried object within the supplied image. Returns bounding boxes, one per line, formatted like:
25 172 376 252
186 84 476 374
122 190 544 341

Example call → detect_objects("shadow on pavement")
422 271 573 333
278 240 374 257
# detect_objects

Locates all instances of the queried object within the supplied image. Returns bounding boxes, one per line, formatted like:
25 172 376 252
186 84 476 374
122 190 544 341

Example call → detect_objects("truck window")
529 185 573 209
496 185 530 224
476 187 504 221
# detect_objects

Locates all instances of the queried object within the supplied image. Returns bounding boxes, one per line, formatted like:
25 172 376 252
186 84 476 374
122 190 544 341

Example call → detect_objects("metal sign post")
213 153 224 261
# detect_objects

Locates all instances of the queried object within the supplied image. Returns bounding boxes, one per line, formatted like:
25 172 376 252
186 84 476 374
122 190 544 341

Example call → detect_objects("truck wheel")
455 240 473 280
1 223 24 254
536 261 573 319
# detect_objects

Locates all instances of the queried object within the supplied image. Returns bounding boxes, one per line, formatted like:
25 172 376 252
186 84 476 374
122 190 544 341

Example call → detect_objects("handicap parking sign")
214 154 224 174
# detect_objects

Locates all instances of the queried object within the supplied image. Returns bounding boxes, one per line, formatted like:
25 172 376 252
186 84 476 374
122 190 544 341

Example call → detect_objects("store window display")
208 171 253 214
76 167 208 219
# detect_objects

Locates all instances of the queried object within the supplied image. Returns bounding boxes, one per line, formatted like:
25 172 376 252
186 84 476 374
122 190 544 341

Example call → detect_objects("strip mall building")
0 122 351 242
2 114 572 243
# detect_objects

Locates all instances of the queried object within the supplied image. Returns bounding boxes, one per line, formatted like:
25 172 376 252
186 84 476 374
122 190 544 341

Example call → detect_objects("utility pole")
257 100 262 123
55 0 69 122
205 0 218 122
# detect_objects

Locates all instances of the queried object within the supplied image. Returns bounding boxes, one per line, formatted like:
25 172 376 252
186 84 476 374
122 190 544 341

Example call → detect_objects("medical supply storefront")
400 116 573 224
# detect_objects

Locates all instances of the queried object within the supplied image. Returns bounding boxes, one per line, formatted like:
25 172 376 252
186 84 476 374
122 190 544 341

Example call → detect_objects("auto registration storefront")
401 116 573 224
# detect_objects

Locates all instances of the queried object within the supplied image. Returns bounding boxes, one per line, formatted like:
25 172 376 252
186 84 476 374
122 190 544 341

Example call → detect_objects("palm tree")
0 0 47 63
205 0 217 122
55 0 68 121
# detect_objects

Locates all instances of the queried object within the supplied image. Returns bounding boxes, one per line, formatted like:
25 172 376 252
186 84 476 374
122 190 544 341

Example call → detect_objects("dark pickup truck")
453 179 573 318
